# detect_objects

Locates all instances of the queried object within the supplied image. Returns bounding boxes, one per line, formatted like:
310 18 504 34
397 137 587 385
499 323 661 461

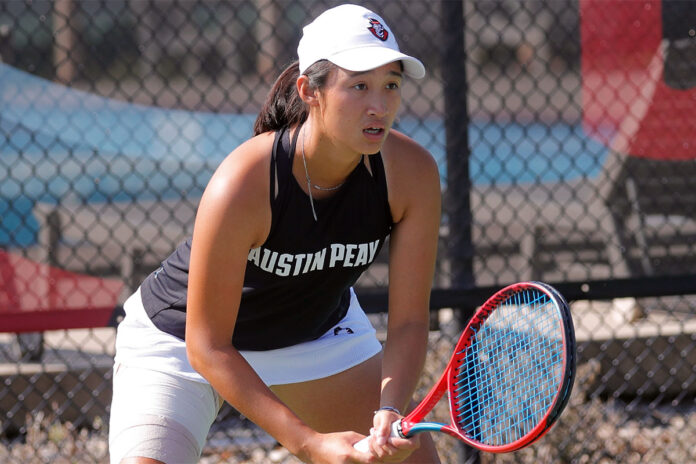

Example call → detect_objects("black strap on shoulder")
268 126 302 236
367 152 393 226
270 126 301 200
368 152 388 197
269 129 282 201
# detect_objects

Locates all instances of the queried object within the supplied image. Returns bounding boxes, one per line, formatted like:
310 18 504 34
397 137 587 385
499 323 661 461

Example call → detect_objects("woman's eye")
353 83 367 90
387 82 401 90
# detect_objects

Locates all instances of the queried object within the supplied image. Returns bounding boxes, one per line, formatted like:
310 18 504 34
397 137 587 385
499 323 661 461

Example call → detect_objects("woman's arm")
184 134 370 463
185 134 310 446
371 130 442 454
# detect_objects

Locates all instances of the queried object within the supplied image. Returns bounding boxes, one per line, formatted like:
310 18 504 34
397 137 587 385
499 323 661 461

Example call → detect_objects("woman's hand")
296 430 379 464
363 409 420 462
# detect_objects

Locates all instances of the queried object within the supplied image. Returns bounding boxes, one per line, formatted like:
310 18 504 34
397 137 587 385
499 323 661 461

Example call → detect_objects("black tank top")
140 127 393 350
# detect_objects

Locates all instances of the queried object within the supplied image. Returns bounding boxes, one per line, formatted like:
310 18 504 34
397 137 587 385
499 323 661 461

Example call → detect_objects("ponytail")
253 60 335 136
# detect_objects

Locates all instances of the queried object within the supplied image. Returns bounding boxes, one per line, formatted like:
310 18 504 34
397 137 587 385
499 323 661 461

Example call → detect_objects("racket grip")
353 420 403 453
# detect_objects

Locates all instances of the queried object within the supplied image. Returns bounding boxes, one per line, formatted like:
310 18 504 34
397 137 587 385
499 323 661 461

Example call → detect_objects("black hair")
253 60 335 136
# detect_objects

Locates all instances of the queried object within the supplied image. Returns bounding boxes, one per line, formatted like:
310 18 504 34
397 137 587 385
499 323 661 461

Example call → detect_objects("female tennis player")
109 4 441 463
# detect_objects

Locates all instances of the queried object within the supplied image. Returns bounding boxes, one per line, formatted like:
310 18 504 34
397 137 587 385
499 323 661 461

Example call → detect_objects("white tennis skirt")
113 286 383 386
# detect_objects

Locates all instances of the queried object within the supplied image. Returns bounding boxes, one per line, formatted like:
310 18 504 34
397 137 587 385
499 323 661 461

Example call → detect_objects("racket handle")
353 420 403 453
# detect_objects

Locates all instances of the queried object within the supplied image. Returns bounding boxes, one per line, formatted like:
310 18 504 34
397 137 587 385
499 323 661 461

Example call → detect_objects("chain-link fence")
1 0 695 462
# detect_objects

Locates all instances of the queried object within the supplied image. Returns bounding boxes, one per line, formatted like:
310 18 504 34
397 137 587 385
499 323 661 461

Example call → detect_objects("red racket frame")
399 281 576 453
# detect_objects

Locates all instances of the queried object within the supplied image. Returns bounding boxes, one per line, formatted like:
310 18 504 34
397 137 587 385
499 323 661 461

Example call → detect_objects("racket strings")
452 290 564 446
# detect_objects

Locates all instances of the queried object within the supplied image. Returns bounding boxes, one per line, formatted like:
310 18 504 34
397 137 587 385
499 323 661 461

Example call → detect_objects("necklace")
312 182 345 191
300 125 345 221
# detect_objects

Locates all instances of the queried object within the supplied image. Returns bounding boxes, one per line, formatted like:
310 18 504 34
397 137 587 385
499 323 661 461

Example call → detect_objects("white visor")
298 4 425 79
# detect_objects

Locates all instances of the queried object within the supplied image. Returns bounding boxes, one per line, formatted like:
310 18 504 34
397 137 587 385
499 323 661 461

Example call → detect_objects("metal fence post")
440 1 478 462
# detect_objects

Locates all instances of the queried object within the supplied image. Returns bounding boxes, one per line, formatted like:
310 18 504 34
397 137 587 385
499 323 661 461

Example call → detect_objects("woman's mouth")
363 127 385 139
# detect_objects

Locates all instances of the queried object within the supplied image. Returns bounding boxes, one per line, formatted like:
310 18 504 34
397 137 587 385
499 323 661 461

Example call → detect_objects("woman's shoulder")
212 131 276 178
231 130 277 163
197 131 277 248
203 131 277 205
380 129 441 223
381 129 438 178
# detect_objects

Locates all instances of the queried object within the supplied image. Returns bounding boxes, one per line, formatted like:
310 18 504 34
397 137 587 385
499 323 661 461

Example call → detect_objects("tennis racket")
355 281 576 454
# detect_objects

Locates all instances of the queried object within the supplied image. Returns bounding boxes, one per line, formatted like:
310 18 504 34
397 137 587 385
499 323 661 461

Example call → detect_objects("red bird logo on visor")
367 18 388 41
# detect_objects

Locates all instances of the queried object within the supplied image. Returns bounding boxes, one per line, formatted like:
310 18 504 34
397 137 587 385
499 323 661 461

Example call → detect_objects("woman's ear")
297 75 319 106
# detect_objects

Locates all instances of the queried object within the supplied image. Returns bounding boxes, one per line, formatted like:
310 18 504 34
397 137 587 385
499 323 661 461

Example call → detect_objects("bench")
32 197 197 291
0 249 124 359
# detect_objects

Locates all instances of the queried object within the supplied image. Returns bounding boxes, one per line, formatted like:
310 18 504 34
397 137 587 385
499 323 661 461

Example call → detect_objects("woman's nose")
367 97 388 117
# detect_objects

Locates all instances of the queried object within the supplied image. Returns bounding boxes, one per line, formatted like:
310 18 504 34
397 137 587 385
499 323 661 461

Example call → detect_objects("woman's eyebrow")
345 69 404 79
